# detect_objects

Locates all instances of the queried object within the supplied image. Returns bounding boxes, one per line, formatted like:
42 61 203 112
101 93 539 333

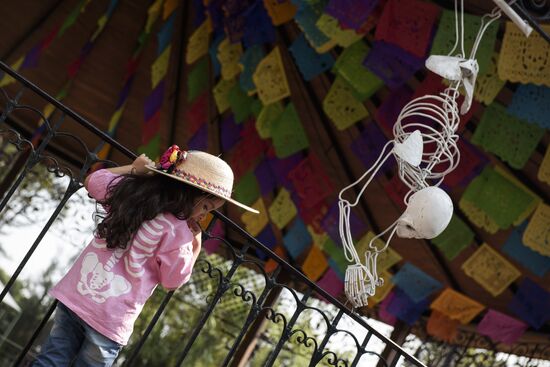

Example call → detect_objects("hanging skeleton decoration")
339 0 532 308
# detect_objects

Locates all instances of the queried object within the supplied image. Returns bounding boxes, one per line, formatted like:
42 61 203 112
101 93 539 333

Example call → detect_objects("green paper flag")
187 58 209 102
432 215 474 260
137 134 161 160
256 102 284 139
323 238 348 275
234 171 261 206
271 103 309 158
227 84 255 123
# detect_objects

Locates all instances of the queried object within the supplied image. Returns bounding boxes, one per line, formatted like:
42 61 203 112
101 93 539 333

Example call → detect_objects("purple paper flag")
157 13 176 55
221 115 243 151
22 44 42 68
143 80 165 121
477 309 528 345
321 202 367 244
203 220 225 254
351 122 393 172
363 41 424 90
379 290 397 325
375 85 413 135
115 75 135 109
254 159 277 195
267 152 304 190
391 262 443 303
289 33 335 81
243 1 275 47
192 0 206 27
502 223 550 277
508 278 550 329
283 218 312 259
255 225 277 260
317 268 344 300
325 0 380 30
386 288 430 325
207 0 224 32
188 123 208 151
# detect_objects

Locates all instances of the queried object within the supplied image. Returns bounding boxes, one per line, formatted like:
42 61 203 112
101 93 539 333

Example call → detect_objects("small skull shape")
396 186 453 239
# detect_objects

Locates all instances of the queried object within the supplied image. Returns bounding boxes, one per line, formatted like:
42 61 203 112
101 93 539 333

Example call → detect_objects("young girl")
32 146 258 367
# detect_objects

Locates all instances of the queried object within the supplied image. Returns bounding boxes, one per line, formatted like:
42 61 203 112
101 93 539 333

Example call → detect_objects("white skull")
396 186 453 239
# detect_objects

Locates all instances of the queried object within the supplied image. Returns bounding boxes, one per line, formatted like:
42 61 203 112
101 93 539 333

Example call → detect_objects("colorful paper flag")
508 278 550 329
477 309 528 345
323 76 369 130
502 222 550 277
474 53 506 105
283 218 313 259
270 103 309 158
218 38 243 80
431 215 474 260
263 0 297 26
241 198 269 237
426 311 459 342
315 13 363 48
289 33 334 81
269 188 298 229
539 145 550 185
508 84 550 130
186 20 210 64
392 263 443 303
430 288 484 324
252 47 291 105
287 154 334 209
523 203 550 257
302 245 329 281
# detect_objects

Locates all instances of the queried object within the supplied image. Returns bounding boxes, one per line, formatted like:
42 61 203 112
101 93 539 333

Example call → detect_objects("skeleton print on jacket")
50 169 197 345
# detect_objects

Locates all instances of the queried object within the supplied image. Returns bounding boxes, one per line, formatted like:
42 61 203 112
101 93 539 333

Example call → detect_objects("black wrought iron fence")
0 60 426 367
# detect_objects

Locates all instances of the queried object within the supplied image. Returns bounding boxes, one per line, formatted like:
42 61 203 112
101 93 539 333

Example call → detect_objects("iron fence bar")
389 351 403 367
174 244 250 367
309 309 344 367
350 331 373 367
13 299 58 367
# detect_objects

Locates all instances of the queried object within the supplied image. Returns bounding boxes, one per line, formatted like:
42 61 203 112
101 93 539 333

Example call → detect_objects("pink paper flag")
477 309 528 345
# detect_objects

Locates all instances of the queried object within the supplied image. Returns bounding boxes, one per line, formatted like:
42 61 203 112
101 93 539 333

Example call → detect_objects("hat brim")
145 165 259 214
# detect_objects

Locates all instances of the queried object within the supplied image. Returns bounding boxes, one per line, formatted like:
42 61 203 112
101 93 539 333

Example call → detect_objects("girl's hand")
131 154 154 175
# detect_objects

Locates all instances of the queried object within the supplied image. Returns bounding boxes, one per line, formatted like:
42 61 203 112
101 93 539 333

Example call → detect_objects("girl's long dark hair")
95 173 206 249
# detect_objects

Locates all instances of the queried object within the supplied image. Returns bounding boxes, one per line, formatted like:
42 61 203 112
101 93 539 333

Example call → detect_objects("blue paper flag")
507 84 550 129
239 45 264 94
188 123 208 151
351 122 394 171
143 80 165 121
209 33 224 77
283 218 312 259
255 225 277 260
243 1 276 47
289 33 335 81
392 262 443 303
294 5 331 51
508 278 550 329
268 153 303 190
502 223 550 277
220 115 242 151
386 288 430 325
157 13 176 55
254 159 277 195
191 0 206 27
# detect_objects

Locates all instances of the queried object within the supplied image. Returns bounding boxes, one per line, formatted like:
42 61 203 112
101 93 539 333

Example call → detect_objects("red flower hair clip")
158 145 188 173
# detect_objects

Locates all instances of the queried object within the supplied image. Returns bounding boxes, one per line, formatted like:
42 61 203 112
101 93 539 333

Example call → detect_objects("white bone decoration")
338 0 531 308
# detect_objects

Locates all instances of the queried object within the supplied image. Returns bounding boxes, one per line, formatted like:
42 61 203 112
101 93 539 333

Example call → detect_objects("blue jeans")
32 303 122 367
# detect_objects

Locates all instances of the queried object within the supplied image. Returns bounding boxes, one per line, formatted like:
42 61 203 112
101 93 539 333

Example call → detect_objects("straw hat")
146 145 259 213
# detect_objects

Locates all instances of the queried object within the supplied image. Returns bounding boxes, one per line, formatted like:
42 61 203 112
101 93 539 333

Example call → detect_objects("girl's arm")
84 154 154 189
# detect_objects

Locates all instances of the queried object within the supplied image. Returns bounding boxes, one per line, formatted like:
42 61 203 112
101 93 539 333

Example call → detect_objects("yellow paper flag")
163 0 178 19
316 14 363 48
323 76 369 130
459 198 500 234
368 271 394 306
538 145 550 185
218 38 243 80
523 202 550 257
355 231 402 272
252 47 291 105
268 188 297 229
474 53 505 105
213 78 236 114
0 56 24 87
430 288 485 324
186 21 209 65
498 22 550 86
302 245 329 281
263 0 297 26
151 45 171 89
307 225 329 249
256 102 284 139
461 243 521 297
241 198 269 237
146 0 164 33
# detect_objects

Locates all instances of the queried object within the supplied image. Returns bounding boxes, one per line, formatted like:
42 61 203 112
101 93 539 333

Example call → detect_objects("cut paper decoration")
186 92 208 135
539 146 550 185
508 278 550 330
315 13 363 48
431 215 474 261
508 84 550 130
391 263 443 303
383 174 410 211
317 268 344 300
288 154 334 209
426 311 459 343
323 76 369 130
263 0 297 26
374 0 440 58
163 0 178 20
495 166 541 226
230 123 268 178
378 291 397 326
283 218 313 259
351 123 394 172
187 21 210 64
430 10 498 75
461 243 521 297
471 103 544 169
144 80 165 122
367 271 394 305
254 159 277 195
0 56 24 87
265 246 286 273
302 244 329 281
289 33 335 81
523 203 550 257
187 58 209 102
267 152 303 190
269 188 298 229
386 288 430 325
298 200 329 234
502 222 550 277
270 103 309 158
209 34 223 77
187 122 208 151
137 133 161 160
474 53 505 105
443 139 487 189
256 102 284 139
241 198 269 237
213 78 236 114
363 41 424 90
239 45 264 95
220 115 242 151
477 309 528 345
151 45 171 89
461 167 537 231
255 226 277 260
374 85 413 136
430 288 484 324
332 41 383 101
498 22 550 86
227 83 255 123
294 2 336 53
322 202 367 245
325 0 380 31
218 38 243 80
355 232 402 273
324 239 348 279
252 47 291 105
242 1 276 47
157 13 176 55
459 197 500 234
203 220 225 255
234 171 261 206
308 226 329 249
